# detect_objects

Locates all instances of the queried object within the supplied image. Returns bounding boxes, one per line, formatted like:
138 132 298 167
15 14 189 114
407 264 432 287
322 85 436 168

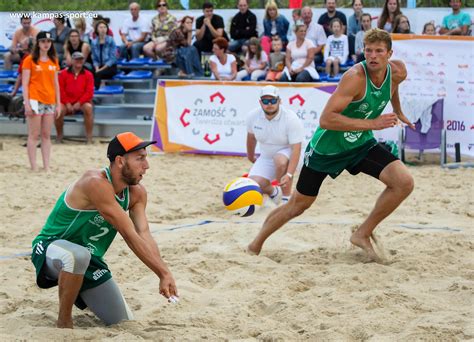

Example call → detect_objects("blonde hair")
363 28 392 50
264 1 279 21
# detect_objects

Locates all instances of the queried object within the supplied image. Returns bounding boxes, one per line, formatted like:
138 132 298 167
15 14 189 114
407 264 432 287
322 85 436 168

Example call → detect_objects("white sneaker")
281 196 290 204
269 186 282 205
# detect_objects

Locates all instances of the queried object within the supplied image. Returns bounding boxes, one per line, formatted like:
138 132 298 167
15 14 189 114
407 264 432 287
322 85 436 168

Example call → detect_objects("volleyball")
223 177 263 217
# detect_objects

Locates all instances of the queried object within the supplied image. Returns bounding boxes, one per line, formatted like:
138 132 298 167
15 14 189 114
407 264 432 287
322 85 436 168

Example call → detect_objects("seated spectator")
49 16 72 65
209 37 237 81
4 15 39 70
280 24 318 82
353 13 372 63
301 6 327 65
56 52 94 144
143 0 177 59
392 14 413 34
90 15 114 39
194 2 228 57
229 0 257 54
422 22 436 35
163 16 203 77
324 18 349 77
119 2 150 60
292 8 302 24
73 17 91 43
266 38 285 82
236 37 268 81
11 38 34 97
91 21 117 90
439 0 471 36
63 29 93 71
377 0 402 33
261 1 290 55
348 0 363 57
318 0 347 37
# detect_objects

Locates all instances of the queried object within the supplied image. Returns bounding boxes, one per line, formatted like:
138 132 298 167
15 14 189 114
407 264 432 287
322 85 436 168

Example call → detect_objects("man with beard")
318 0 347 37
31 132 178 328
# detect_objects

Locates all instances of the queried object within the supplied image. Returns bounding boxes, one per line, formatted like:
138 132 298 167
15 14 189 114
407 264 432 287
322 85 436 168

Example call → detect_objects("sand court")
0 136 472 340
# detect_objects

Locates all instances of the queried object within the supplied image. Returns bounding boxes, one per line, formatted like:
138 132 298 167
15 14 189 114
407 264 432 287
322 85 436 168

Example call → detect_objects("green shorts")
304 138 378 179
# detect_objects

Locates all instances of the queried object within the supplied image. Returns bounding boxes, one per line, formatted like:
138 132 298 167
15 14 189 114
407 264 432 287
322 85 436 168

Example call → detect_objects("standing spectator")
119 2 150 60
261 1 290 56
392 14 413 34
4 15 39 70
73 18 91 43
209 37 237 81
163 16 203 77
22 31 61 172
324 18 349 77
56 52 94 144
353 13 372 62
318 0 347 37
301 7 327 65
193 2 227 56
439 0 471 36
63 29 92 71
422 22 436 35
229 0 258 54
143 0 177 59
377 0 402 33
236 37 268 81
348 0 363 57
49 16 72 65
91 21 118 90
280 24 319 82
265 38 285 82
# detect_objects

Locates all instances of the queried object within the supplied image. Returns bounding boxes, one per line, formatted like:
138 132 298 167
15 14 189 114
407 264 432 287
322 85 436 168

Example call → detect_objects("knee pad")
46 240 91 274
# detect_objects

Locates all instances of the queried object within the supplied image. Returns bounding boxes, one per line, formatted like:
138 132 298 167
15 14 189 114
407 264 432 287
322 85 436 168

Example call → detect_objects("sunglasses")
261 98 278 105
158 3 167 7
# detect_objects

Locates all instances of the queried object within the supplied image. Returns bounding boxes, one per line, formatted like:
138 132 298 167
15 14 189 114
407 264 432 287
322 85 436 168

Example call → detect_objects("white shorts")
28 99 55 115
249 147 302 181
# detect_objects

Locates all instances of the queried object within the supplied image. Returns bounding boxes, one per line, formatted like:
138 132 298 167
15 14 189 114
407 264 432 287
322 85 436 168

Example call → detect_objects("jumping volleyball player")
248 29 415 263
31 132 178 328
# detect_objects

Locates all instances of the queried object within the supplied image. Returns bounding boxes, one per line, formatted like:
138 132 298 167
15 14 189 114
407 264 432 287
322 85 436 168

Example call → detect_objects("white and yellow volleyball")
223 177 264 217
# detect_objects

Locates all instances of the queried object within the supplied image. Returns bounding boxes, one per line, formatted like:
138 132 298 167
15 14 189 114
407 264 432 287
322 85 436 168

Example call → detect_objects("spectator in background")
318 0 347 37
144 0 177 59
63 29 93 71
119 2 150 60
439 0 471 36
229 0 258 54
301 7 327 65
392 14 413 34
324 18 349 77
280 23 319 82
4 15 39 70
209 37 237 81
353 13 372 62
163 16 203 77
91 21 117 90
261 1 290 55
11 38 34 97
287 8 302 42
348 0 363 57
90 15 114 39
265 37 285 82
49 16 72 65
73 18 91 43
377 0 402 33
236 37 268 81
22 31 61 172
193 2 227 56
422 22 436 35
56 52 94 144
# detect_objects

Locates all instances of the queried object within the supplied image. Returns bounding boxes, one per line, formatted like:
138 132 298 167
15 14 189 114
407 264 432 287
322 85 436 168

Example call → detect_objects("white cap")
260 85 279 98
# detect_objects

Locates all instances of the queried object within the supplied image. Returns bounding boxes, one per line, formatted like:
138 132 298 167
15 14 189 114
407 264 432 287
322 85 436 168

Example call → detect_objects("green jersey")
304 61 392 178
31 167 129 291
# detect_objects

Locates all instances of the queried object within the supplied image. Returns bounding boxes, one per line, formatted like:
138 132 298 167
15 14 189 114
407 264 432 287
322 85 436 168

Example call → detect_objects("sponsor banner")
392 35 474 156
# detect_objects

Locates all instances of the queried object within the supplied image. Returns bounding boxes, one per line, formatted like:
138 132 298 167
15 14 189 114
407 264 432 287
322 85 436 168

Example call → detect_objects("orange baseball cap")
107 132 156 161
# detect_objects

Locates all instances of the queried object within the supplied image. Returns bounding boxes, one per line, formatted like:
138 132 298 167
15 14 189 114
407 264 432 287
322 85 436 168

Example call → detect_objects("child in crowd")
324 18 349 77
265 37 285 82
422 22 436 35
353 13 372 63
236 37 268 81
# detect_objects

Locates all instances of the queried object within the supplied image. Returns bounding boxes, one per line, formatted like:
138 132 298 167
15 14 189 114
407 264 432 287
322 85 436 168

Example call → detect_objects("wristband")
286 172 293 179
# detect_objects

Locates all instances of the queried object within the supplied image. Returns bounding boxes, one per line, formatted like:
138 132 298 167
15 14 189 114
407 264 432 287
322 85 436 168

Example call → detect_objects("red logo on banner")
210 92 225 104
204 134 220 144
289 94 305 106
180 108 191 127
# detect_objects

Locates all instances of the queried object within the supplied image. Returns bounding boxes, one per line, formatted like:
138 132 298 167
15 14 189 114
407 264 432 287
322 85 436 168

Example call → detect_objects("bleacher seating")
117 57 171 71
0 70 18 82
0 84 13 93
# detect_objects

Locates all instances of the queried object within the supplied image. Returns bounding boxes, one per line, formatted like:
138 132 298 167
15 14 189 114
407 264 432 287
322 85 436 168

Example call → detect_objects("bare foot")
246 241 261 256
56 318 73 329
350 231 383 264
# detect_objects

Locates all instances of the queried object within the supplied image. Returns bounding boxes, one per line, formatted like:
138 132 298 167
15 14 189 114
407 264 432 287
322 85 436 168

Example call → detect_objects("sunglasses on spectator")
261 98 278 105
158 3 167 7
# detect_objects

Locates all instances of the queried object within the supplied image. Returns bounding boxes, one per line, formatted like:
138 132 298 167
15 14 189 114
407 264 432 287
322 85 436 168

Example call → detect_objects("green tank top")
32 167 129 259
309 61 392 155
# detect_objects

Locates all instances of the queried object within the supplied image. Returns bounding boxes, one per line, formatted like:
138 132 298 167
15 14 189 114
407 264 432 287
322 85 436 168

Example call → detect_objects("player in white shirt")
246 86 304 204
119 2 150 60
